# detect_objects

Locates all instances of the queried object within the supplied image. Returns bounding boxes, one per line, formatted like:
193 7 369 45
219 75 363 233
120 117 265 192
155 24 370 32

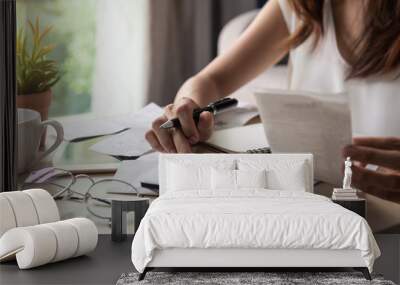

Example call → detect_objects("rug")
116 272 396 285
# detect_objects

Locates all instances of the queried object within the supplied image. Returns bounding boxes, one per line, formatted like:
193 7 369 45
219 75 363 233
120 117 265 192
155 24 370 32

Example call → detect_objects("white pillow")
236 169 267 189
238 160 307 191
211 168 236 190
211 168 267 191
168 162 209 191
167 160 235 192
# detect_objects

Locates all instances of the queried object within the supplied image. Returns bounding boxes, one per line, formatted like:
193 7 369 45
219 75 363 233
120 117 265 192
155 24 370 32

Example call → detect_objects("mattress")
131 190 380 273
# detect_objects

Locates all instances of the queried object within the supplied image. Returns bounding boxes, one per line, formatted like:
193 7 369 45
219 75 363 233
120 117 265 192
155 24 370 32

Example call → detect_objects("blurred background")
16 0 269 118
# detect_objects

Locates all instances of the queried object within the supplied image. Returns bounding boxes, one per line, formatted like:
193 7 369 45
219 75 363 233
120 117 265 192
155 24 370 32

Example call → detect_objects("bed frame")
137 154 372 281
139 248 371 280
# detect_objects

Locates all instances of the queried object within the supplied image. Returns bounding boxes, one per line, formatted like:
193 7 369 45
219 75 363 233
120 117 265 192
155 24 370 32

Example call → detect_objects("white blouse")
278 0 400 137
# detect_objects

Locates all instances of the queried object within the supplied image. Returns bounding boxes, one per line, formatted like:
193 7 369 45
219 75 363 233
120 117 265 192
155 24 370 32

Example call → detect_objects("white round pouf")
23 189 60 224
0 195 17 237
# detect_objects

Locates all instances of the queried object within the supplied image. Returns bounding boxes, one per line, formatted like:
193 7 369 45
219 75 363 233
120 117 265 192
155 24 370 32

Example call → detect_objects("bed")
131 153 380 281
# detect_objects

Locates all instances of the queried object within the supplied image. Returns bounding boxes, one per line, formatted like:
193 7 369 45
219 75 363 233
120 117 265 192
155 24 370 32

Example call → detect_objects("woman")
145 0 400 204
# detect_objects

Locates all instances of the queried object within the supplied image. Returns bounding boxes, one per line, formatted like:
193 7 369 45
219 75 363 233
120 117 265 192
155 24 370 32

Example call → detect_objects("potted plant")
16 17 60 146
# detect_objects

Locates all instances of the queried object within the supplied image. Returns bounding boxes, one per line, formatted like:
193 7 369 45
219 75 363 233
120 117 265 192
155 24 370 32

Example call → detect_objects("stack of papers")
332 188 359 200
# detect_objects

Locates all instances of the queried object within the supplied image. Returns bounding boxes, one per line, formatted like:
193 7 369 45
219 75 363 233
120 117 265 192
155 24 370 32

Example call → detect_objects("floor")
0 235 134 285
374 233 400 284
9 177 399 284
1 234 399 285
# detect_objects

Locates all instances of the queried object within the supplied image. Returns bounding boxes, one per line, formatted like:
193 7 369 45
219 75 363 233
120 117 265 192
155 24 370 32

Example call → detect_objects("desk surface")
0 235 134 285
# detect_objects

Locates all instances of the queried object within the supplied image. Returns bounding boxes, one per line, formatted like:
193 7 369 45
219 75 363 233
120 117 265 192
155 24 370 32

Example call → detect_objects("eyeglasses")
21 167 139 222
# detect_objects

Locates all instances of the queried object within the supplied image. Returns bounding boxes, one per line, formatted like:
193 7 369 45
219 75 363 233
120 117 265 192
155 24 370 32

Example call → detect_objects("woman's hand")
145 97 214 153
342 137 400 203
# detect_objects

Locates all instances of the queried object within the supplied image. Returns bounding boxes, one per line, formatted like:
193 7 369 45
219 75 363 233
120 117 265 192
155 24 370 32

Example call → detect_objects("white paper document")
89 103 163 157
255 89 352 185
89 129 150 157
62 103 163 142
214 101 259 130
63 119 126 141
112 103 164 129
110 156 159 196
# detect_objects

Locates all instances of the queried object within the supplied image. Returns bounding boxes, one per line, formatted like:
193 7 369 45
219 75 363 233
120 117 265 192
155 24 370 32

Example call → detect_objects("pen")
160 97 238 129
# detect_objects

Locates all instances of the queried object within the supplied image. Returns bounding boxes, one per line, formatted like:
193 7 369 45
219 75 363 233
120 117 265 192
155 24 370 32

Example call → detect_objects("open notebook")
205 123 270 153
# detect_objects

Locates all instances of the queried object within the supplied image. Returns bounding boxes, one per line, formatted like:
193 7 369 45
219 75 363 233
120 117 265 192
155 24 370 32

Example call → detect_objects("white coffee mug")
18 108 64 174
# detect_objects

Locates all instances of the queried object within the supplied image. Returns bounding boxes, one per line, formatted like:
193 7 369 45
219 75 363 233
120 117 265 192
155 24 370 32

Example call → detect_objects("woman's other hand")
145 97 214 153
342 137 400 203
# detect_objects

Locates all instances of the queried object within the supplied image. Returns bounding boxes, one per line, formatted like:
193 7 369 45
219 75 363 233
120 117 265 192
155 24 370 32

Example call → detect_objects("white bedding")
131 190 380 273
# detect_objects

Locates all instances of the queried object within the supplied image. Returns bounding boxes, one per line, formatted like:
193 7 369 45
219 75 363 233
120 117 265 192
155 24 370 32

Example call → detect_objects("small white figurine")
332 157 357 200
342 157 352 190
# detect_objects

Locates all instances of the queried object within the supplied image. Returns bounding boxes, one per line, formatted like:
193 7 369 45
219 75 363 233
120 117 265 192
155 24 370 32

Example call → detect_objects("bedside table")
332 198 366 218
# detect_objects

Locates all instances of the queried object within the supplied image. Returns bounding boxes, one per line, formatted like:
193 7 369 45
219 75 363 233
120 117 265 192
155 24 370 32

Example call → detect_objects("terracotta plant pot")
17 90 53 148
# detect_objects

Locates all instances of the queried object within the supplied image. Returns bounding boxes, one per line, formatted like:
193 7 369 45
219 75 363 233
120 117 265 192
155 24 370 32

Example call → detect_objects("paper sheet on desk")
63 120 126 141
89 128 150 157
110 154 159 196
63 103 163 141
88 104 163 157
112 103 164 129
255 90 352 186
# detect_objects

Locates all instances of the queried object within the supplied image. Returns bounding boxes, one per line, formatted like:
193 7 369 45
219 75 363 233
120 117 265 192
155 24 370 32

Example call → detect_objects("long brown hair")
287 0 400 79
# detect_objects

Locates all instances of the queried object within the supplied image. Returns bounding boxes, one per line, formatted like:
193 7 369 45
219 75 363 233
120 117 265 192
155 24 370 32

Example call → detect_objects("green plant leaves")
17 16 61 95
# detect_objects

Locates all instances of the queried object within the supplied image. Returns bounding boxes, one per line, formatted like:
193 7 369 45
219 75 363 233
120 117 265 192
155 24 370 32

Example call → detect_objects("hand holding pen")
160 97 238 129
145 97 238 153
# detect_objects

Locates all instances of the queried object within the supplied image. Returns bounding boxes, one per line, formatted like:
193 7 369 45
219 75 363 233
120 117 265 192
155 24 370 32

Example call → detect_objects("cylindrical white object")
65 218 98 257
0 218 98 269
0 226 57 269
23 189 60 224
0 196 17 237
42 221 79 262
1 192 39 227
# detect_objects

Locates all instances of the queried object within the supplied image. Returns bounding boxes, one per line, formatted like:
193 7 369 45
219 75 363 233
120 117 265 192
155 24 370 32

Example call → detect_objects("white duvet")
131 190 380 273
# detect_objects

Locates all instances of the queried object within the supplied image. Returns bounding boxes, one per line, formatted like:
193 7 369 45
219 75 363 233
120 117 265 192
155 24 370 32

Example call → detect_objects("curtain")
92 0 149 116
91 0 257 113
146 0 257 106
0 0 17 192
